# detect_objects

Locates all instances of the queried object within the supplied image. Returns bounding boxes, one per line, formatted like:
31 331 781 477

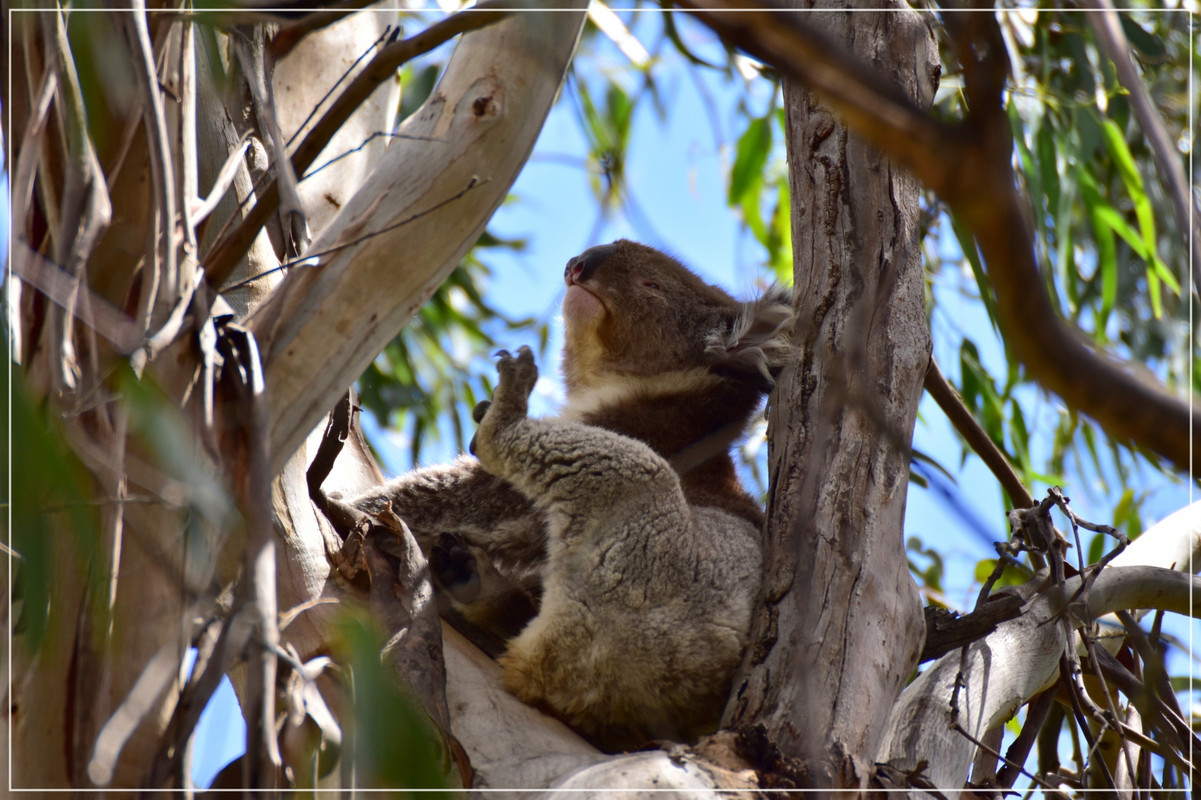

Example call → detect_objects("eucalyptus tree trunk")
7 3 585 790
725 3 939 789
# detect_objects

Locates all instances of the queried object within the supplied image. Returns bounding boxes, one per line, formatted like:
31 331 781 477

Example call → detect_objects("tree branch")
673 0 955 194
681 3 1200 476
924 359 1033 509
878 499 1201 791
244 2 588 473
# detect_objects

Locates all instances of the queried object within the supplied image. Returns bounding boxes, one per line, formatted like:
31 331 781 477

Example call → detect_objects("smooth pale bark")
246 6 588 475
11 8 407 789
724 2 938 787
878 503 1201 798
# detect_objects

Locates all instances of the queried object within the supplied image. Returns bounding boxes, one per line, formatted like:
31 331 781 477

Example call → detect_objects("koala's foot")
429 532 481 604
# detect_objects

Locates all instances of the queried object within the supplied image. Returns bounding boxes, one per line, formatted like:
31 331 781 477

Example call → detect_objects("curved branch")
673 0 955 194
203 1 514 286
924 359 1033 508
681 4 1199 475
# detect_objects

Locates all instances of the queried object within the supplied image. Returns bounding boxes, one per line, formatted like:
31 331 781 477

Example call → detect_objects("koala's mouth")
563 284 605 325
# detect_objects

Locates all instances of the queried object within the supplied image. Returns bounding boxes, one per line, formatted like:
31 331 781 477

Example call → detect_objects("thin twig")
218 176 489 293
129 2 180 314
180 15 200 252
268 0 379 62
924 358 1033 509
233 24 311 260
282 20 395 151
949 720 1062 793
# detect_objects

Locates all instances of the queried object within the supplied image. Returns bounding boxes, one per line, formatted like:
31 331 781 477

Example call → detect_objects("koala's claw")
494 345 539 403
473 346 537 457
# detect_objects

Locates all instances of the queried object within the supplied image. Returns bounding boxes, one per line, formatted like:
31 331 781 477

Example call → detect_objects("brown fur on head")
561 239 794 396
559 241 794 530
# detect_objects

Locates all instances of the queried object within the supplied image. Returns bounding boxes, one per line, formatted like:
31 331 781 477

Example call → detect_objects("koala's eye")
638 278 662 291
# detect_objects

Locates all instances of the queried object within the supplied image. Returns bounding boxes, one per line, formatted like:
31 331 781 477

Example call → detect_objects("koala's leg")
348 458 544 565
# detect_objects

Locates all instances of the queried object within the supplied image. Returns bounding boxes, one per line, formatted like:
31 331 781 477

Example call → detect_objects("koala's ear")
705 285 795 392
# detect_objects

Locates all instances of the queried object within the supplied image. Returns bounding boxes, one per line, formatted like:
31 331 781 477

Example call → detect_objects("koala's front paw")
496 345 538 403
472 346 538 459
484 346 538 425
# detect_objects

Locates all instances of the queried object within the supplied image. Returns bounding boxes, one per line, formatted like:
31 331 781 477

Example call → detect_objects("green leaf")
949 215 1000 335
1100 119 1142 196
1009 398 1031 474
662 10 723 69
1036 124 1060 216
767 179 793 280
1009 99 1043 214
334 614 452 790
1074 106 1103 161
1076 167 1118 329
10 362 101 653
728 116 772 208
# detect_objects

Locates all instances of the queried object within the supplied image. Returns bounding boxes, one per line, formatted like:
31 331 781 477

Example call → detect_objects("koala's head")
560 240 794 396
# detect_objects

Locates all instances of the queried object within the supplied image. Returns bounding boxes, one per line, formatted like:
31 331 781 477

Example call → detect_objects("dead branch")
924 359 1033 509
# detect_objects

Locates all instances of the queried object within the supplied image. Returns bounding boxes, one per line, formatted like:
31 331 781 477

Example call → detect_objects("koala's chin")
350 239 793 752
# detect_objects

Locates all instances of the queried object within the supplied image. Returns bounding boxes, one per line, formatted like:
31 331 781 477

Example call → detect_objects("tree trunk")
8 4 585 789
726 2 937 788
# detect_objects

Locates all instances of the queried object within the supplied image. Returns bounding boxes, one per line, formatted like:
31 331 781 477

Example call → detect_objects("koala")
349 240 793 751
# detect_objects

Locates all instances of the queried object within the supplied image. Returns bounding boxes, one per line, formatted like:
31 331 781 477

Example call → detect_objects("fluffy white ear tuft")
704 284 795 391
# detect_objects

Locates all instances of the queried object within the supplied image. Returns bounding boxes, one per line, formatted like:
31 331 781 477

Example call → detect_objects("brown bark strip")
924 359 1033 509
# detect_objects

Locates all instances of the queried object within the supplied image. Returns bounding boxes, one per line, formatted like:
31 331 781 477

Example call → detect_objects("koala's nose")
565 243 618 285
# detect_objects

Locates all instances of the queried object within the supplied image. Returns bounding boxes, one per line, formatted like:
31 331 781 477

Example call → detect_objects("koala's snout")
565 243 618 286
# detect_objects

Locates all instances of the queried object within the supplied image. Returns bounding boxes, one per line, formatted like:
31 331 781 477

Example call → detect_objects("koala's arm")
472 350 683 524
346 457 545 570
